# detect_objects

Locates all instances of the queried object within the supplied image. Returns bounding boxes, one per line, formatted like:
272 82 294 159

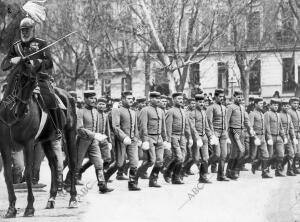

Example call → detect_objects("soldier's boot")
217 160 229 181
251 159 260 174
136 162 151 180
96 169 114 193
287 158 296 176
199 162 212 184
163 160 177 183
104 164 118 182
32 169 40 185
240 162 248 171
211 162 217 173
116 169 128 180
275 158 285 177
128 168 141 191
149 166 161 188
225 159 235 179
79 161 93 177
261 159 272 179
172 162 184 185
75 172 84 186
184 160 195 175
293 157 300 174
282 156 288 170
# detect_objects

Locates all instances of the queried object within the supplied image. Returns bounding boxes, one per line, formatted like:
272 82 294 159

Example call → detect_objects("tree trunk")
178 65 189 92
240 68 250 105
87 44 99 80
167 70 176 94
144 52 151 97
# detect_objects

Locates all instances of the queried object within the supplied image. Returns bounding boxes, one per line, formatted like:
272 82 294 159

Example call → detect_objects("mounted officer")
1 17 62 137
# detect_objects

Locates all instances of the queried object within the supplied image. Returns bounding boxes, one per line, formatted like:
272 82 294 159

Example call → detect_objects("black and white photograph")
0 0 300 221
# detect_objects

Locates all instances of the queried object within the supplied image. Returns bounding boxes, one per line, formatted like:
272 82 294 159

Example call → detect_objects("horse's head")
0 1 24 53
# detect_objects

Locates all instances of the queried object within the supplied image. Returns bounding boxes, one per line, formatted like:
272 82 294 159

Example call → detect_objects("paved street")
1 160 300 222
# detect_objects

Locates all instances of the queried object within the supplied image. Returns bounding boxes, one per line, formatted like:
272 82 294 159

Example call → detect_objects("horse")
0 58 78 218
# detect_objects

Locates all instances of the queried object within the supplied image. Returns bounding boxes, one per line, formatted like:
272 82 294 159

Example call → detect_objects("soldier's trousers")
250 135 269 161
209 129 227 163
77 138 103 171
115 139 139 168
294 133 300 159
284 138 295 159
267 135 284 159
99 139 112 164
170 134 187 163
192 135 209 164
228 128 245 159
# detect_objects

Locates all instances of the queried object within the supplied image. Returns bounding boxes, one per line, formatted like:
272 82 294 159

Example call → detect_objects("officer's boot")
225 159 234 179
163 160 176 183
128 168 141 191
217 160 229 181
149 166 161 188
172 162 184 185
275 158 285 177
96 169 114 193
261 159 272 178
287 157 296 176
293 157 300 174
185 160 195 175
32 169 40 185
199 161 212 183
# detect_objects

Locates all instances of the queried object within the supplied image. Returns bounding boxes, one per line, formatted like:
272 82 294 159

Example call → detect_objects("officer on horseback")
1 17 62 137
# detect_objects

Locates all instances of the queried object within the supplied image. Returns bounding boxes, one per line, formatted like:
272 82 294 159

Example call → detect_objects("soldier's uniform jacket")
98 110 112 143
139 104 167 142
288 109 300 137
165 105 191 142
77 105 104 140
112 105 139 142
279 112 295 140
206 102 227 134
249 109 265 135
226 103 251 131
187 107 211 141
264 110 285 140
1 38 53 78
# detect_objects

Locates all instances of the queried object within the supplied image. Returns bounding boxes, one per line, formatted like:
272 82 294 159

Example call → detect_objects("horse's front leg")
23 140 35 217
1 148 17 218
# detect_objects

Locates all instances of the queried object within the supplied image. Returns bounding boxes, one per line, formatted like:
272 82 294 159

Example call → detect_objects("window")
247 11 260 45
190 63 200 84
217 62 229 94
121 75 132 92
249 60 261 94
101 79 111 96
86 79 95 90
282 58 296 93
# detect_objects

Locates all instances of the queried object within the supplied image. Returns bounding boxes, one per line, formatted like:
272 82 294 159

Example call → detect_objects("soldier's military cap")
289 97 299 103
249 95 259 102
281 98 290 105
195 94 205 100
160 95 168 99
97 97 107 103
121 91 133 98
233 90 243 96
149 91 161 98
136 96 147 103
214 88 224 96
111 97 121 102
270 98 281 104
83 90 96 98
172 92 183 98
254 96 263 103
20 17 35 29
188 98 195 102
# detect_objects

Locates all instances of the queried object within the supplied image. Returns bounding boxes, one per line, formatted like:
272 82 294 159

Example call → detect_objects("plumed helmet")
20 17 35 29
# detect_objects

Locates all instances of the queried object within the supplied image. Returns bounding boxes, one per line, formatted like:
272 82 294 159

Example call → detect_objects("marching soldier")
104 91 141 191
225 90 254 180
137 91 170 187
249 97 272 178
164 92 191 184
76 91 113 193
264 98 287 177
206 89 230 181
188 94 213 183
280 99 297 176
287 97 300 174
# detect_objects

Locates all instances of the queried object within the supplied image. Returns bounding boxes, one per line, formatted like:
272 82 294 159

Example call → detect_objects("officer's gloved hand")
137 140 142 147
123 136 132 145
267 139 273 146
107 142 112 151
197 138 203 147
250 129 255 137
188 138 193 148
226 138 231 144
254 136 261 146
210 135 219 146
94 133 107 141
293 138 299 145
283 137 288 145
10 56 21 64
142 141 150 150
163 141 171 150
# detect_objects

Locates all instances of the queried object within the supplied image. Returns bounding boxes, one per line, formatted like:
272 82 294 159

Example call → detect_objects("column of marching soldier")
9 87 300 193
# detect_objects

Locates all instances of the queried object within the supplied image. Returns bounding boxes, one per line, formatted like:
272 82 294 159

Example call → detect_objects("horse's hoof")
45 200 55 209
69 200 79 208
4 207 17 218
23 207 35 217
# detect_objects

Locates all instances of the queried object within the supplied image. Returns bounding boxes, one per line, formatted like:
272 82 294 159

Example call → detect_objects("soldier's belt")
271 134 280 136
148 133 160 136
198 133 206 137
172 133 184 136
